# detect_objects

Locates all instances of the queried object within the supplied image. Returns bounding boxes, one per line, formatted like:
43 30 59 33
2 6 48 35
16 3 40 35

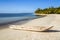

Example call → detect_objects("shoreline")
0 17 36 26
0 14 60 40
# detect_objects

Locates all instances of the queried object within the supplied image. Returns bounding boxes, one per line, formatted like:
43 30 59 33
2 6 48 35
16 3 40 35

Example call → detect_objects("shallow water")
0 13 36 24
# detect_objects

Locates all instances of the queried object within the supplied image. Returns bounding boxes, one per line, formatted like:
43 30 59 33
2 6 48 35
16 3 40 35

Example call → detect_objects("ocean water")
0 13 36 24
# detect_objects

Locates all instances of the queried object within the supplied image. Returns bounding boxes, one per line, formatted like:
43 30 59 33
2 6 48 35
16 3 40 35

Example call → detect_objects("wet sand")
0 14 60 40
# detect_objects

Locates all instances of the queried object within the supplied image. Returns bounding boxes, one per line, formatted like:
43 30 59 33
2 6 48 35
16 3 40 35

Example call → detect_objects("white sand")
0 14 60 40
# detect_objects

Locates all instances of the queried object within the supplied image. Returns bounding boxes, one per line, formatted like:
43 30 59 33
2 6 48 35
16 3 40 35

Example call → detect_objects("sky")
0 0 60 13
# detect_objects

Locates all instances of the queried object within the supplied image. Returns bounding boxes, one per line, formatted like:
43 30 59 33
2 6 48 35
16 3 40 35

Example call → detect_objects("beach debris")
9 25 53 32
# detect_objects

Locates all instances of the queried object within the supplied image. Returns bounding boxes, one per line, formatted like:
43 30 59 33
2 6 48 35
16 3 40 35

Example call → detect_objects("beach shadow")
0 25 9 30
13 29 60 33
26 30 60 33
42 30 60 32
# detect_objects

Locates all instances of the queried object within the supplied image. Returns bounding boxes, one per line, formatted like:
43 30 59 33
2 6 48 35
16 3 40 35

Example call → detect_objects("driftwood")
9 25 53 32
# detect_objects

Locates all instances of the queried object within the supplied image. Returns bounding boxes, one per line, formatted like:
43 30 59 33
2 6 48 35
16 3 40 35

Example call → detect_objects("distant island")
35 7 60 14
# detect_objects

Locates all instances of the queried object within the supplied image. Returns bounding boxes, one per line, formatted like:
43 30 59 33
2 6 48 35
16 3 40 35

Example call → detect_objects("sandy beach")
0 14 60 40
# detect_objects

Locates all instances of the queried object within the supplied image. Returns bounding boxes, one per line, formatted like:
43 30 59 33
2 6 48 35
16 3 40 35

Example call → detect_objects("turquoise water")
0 13 36 24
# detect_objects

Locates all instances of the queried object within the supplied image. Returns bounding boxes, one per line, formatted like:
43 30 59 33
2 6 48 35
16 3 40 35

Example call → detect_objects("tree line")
35 7 60 14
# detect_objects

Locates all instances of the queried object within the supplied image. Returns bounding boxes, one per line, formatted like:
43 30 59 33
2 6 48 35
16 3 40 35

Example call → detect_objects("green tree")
35 6 60 14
